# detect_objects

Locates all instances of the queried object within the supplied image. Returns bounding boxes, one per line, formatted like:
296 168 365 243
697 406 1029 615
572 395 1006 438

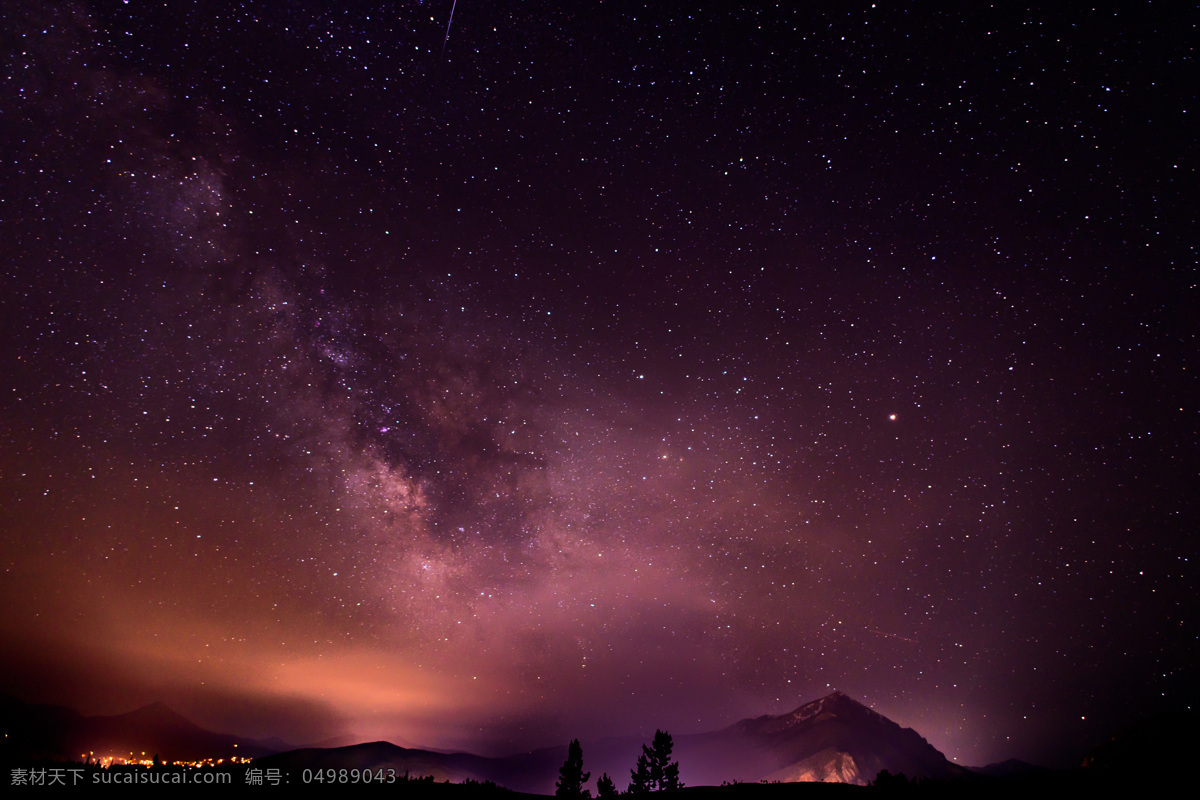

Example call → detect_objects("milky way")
1 1 1196 768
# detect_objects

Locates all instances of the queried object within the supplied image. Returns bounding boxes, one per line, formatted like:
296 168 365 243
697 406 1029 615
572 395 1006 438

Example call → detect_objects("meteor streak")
441 0 458 59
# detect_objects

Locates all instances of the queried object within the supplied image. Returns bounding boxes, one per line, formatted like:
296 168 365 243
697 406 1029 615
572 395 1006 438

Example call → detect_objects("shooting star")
441 0 458 59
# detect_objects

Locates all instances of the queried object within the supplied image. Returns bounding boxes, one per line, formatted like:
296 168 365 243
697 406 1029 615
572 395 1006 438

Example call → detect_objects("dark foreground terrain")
1 759 1186 799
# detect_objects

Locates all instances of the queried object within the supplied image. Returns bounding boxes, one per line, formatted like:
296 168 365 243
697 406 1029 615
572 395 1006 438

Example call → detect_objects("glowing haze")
1 0 1195 771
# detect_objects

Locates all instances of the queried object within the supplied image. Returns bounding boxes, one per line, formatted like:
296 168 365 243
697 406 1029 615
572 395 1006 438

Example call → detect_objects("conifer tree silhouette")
597 773 619 800
628 730 682 793
557 739 591 798
629 749 652 795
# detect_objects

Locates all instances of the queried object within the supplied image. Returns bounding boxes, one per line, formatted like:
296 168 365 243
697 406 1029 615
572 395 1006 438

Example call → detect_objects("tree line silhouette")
557 730 682 799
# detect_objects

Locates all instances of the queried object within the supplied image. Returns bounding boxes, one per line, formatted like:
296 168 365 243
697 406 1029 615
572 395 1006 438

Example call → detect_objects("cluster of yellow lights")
81 751 253 768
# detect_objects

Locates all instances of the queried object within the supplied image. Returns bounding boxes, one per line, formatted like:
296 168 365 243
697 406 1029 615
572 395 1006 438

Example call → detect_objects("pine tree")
661 758 681 791
629 730 682 793
597 773 619 800
649 730 681 791
629 750 652 795
557 739 591 799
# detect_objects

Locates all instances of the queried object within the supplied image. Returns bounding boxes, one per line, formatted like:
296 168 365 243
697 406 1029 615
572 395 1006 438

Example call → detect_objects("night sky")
2 0 1197 770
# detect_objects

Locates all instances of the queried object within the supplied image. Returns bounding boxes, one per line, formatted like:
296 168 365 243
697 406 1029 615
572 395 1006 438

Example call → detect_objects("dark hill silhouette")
1079 710 1199 791
256 692 970 792
0 691 988 790
968 758 1050 779
254 740 567 791
0 693 280 762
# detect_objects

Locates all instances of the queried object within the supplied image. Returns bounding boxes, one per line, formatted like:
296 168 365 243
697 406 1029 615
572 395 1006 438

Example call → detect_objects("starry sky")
1 0 1196 770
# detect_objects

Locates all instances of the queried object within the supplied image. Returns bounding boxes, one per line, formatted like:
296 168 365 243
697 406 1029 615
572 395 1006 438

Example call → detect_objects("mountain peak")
120 701 194 727
819 690 857 706
784 691 878 726
731 691 968 786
